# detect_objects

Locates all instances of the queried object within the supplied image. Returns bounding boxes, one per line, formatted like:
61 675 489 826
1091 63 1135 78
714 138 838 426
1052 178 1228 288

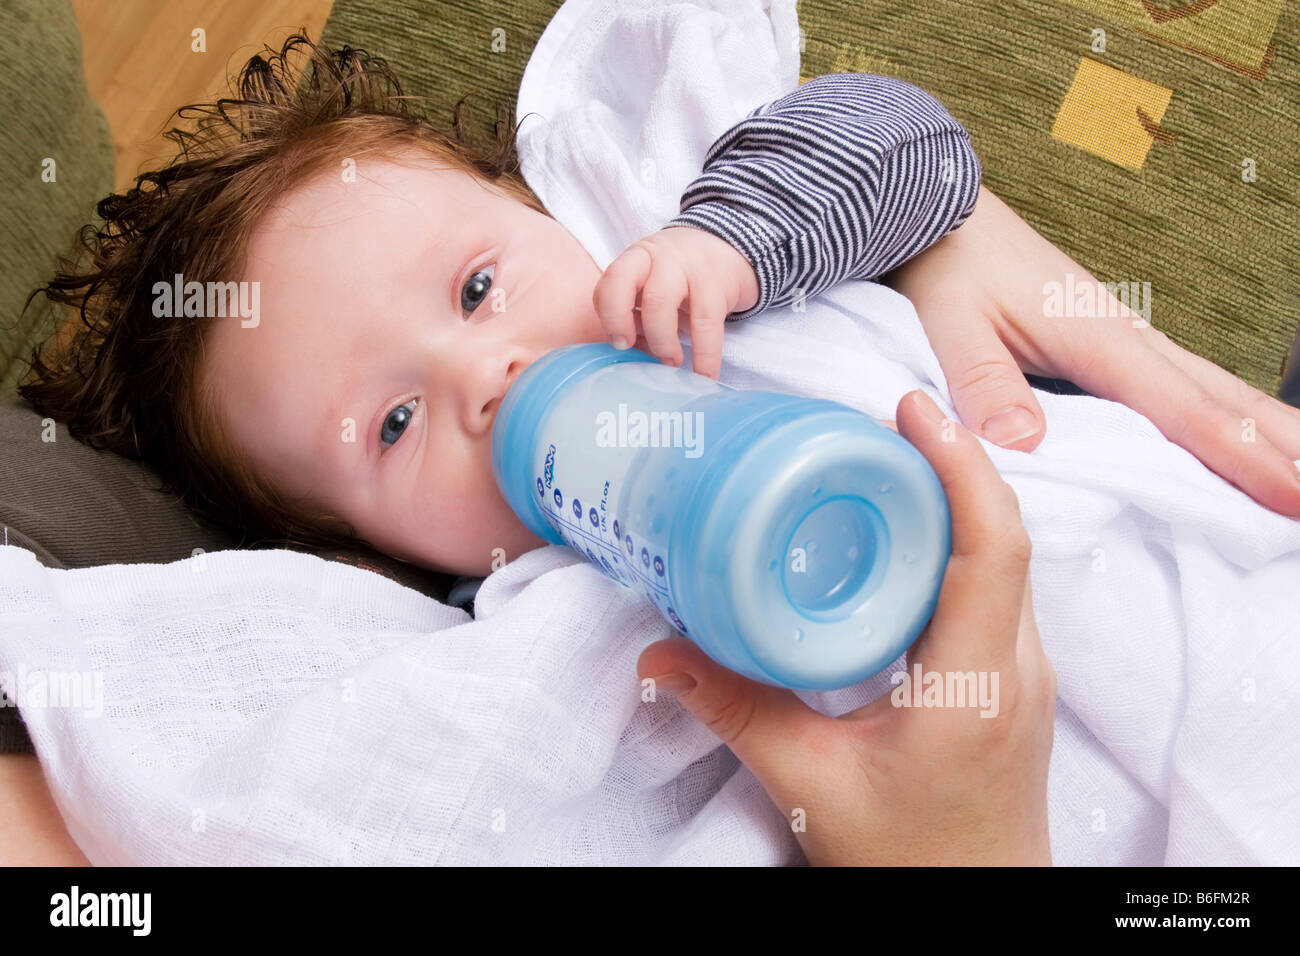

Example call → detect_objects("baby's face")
203 152 609 576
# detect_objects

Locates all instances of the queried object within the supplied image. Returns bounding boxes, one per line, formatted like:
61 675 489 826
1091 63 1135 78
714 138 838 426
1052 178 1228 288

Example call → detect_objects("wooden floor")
71 0 336 192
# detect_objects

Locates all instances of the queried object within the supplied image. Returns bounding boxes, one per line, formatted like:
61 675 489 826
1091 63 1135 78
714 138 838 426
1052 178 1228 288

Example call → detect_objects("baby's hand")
593 225 759 379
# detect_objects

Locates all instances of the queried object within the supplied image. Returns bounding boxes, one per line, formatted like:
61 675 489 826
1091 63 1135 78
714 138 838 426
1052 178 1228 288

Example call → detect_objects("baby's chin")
472 514 552 574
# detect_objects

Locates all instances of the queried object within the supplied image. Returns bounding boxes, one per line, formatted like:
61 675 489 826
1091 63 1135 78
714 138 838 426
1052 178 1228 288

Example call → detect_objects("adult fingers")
895 389 1034 669
1063 322 1300 517
917 306 1047 451
637 637 833 814
1140 324 1300 461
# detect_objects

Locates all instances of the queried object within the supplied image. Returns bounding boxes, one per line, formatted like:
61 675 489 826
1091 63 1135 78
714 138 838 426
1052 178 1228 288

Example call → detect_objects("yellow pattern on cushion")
1059 0 1282 76
1052 58 1174 169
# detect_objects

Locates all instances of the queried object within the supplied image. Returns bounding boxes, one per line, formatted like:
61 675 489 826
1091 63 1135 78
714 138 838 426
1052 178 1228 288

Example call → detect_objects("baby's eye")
461 263 495 315
379 398 419 451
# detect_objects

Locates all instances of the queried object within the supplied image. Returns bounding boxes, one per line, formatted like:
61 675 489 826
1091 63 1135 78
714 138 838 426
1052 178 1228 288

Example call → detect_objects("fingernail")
651 673 696 698
910 389 944 425
981 406 1040 446
611 335 630 350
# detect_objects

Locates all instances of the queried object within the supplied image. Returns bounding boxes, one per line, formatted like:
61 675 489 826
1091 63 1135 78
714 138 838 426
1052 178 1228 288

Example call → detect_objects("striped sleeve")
665 72 982 321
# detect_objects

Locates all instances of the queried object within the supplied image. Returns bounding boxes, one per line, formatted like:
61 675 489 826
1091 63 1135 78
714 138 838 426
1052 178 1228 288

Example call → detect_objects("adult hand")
882 185 1300 518
638 389 1056 866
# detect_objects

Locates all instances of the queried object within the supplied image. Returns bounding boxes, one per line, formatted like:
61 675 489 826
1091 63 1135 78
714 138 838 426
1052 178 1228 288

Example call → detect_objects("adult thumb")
922 314 1046 451
638 638 827 797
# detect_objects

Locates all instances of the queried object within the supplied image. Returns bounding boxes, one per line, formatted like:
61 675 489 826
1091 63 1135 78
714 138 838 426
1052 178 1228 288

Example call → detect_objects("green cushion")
321 0 564 153
795 0 1298 395
0 0 116 398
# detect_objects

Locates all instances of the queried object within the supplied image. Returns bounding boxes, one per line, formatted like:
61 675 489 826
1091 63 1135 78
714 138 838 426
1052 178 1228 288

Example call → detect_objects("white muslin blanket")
2 0 1299 866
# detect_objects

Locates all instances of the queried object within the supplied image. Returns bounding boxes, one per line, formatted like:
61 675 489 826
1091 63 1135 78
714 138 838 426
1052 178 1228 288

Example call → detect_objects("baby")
13 31 1299 868
18 35 980 583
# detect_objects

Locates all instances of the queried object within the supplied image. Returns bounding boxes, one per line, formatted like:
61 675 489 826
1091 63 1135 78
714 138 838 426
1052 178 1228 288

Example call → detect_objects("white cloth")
2 0 1298 866
513 0 803 271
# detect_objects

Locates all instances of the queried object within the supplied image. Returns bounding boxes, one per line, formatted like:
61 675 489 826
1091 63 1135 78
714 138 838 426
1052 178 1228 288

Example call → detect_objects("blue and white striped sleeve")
665 72 982 321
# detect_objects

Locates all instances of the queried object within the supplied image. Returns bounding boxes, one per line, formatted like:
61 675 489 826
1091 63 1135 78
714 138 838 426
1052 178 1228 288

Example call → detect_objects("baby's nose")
505 358 528 394
489 363 528 427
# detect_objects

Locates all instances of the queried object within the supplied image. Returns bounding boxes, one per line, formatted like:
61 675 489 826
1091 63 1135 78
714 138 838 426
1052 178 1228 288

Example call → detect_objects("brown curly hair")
16 31 548 559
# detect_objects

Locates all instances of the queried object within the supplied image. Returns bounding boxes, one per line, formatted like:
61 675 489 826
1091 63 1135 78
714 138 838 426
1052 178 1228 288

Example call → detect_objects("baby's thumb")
638 638 826 795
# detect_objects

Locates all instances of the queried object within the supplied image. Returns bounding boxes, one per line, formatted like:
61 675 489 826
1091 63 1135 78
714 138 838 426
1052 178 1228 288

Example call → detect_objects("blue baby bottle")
490 343 952 691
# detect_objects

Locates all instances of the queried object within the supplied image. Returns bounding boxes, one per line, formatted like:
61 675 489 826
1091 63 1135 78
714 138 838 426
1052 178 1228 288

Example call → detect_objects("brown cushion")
0 398 239 567
0 397 458 752
0 397 455 587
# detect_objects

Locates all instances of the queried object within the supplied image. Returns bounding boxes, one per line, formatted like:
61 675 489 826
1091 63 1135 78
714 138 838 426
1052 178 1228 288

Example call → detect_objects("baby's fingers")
593 245 652 350
687 283 729 380
637 258 688 367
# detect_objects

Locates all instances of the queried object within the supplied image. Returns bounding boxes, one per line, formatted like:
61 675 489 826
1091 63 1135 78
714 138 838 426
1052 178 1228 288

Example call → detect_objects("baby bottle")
490 343 952 691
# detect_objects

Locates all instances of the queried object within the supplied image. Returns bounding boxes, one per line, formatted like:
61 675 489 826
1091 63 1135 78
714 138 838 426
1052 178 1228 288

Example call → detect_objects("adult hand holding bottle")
639 388 1057 865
